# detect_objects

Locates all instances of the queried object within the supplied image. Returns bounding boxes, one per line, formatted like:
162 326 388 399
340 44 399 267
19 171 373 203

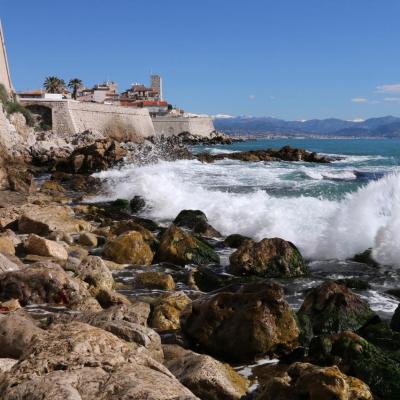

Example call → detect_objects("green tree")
68 78 83 100
43 76 65 93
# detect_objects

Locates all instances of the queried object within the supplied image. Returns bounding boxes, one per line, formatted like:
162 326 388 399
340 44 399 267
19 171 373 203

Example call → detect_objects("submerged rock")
158 224 220 266
164 344 249 400
228 237 307 278
256 362 372 400
182 282 299 362
150 291 191 332
297 281 376 342
103 230 154 265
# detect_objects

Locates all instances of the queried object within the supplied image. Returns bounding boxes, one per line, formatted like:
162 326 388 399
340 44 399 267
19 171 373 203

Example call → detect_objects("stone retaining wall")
152 116 215 137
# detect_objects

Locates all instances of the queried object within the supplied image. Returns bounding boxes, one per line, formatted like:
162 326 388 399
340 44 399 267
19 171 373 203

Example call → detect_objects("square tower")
150 75 163 101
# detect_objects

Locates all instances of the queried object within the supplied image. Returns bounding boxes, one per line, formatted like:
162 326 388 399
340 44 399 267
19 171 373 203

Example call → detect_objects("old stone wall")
152 116 215 137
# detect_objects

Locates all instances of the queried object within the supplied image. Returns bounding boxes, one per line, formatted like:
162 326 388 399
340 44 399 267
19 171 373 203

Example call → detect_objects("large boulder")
103 230 154 265
0 262 101 311
164 345 249 400
297 281 376 342
18 205 92 235
309 331 400 400
182 282 299 362
150 291 191 332
158 224 220 266
0 321 198 399
25 234 68 261
173 210 221 238
228 237 307 278
256 362 372 400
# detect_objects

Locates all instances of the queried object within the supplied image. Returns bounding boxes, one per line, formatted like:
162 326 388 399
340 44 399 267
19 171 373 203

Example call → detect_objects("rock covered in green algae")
228 237 307 278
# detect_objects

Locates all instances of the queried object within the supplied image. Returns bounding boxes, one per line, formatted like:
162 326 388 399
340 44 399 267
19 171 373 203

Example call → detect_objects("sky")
1 0 400 120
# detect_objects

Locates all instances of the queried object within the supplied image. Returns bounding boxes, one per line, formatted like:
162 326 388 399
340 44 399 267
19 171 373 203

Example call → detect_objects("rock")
158 224 220 266
0 262 101 310
309 331 400 400
224 233 252 248
391 304 400 332
95 288 131 308
150 291 191 331
0 358 18 372
0 252 19 273
0 236 15 255
40 180 65 193
7 166 37 194
164 345 249 400
173 209 221 238
297 281 376 342
228 237 307 278
26 234 69 260
182 282 299 362
0 321 198 399
110 220 158 248
0 298 21 312
72 256 114 296
130 195 146 213
335 278 371 290
0 312 44 358
352 249 379 267
78 231 98 247
103 230 154 265
57 139 127 174
18 204 92 235
135 271 176 291
48 230 74 245
256 362 372 400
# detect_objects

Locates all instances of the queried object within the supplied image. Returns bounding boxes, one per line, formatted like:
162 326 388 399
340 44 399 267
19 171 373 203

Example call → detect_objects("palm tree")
68 78 83 100
43 76 65 94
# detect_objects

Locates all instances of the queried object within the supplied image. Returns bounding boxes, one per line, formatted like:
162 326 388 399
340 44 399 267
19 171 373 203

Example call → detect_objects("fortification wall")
0 21 13 94
152 116 215 137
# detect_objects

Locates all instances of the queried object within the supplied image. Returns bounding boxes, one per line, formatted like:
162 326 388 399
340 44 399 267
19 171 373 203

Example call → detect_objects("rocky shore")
0 106 398 399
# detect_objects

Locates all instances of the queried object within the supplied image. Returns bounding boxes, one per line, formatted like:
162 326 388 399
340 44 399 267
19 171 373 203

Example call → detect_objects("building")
77 81 119 104
151 75 163 101
0 19 14 95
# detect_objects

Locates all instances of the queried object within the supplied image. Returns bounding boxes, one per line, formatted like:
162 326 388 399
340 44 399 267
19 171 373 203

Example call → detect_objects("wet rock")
158 224 220 266
103 230 154 265
71 256 114 296
164 344 249 400
135 271 176 291
18 204 92 235
0 253 19 273
150 291 192 331
174 209 221 238
0 262 101 310
0 321 197 399
228 237 307 278
309 332 400 400
297 281 376 342
352 249 378 267
0 312 44 358
182 282 299 362
130 195 146 213
40 180 65 193
78 231 98 247
224 233 252 248
256 362 372 400
56 139 127 174
335 278 371 290
391 304 400 332
0 236 15 255
25 234 69 261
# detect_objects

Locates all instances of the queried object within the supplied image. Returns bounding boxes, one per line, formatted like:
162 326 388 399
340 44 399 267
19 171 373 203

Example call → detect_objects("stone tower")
150 75 163 101
0 20 14 95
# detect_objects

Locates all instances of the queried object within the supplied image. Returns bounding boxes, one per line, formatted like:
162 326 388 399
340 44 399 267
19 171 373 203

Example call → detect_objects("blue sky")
2 0 400 120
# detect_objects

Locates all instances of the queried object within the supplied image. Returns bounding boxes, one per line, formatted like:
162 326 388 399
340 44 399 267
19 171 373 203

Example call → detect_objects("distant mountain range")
213 116 400 138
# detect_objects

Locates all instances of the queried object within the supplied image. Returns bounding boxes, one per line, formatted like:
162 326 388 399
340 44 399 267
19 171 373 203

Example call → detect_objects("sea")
92 138 400 319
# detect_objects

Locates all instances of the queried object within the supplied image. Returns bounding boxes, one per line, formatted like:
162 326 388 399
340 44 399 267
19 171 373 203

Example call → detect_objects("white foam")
92 160 400 265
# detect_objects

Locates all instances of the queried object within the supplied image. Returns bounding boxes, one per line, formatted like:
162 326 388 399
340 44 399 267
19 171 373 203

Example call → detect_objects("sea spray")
92 159 400 265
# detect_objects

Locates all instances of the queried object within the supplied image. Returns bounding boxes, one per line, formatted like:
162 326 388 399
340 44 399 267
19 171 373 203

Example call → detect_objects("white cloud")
351 97 368 103
384 97 400 103
212 114 234 119
249 94 256 100
376 84 400 93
